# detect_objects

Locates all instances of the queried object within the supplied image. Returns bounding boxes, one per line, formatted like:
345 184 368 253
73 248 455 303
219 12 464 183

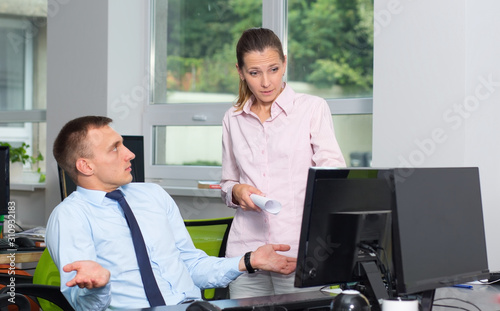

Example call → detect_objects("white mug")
382 298 419 311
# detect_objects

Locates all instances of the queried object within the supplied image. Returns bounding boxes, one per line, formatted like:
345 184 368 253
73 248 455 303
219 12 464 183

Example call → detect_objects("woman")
221 27 346 298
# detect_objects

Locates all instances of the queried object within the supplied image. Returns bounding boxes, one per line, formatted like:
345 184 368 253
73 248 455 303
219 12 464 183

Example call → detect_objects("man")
47 116 296 311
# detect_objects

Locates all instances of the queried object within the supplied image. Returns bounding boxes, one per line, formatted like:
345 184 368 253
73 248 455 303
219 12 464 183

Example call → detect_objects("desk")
433 283 500 310
0 249 44 264
123 285 500 311
126 291 336 311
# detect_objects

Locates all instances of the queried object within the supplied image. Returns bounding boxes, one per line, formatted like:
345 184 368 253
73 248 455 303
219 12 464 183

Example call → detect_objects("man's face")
84 125 135 192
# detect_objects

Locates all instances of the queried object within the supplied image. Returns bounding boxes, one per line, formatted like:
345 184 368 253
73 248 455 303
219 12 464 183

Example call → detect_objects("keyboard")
0 237 42 250
213 291 335 311
0 238 19 250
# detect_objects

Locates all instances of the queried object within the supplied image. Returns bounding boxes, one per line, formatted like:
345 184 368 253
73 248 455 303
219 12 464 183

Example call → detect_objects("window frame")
0 17 41 142
145 0 373 182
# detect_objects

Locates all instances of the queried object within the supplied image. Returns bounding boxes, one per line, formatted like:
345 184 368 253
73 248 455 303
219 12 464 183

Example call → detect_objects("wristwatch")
244 251 257 273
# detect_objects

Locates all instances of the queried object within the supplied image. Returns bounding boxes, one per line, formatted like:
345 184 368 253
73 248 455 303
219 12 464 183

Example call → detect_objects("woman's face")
237 48 286 106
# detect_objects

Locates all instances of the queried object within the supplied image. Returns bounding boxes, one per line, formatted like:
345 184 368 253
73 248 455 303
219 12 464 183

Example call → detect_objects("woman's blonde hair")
234 28 285 111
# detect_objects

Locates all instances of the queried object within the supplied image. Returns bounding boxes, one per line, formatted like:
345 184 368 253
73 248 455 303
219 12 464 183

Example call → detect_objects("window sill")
162 186 221 198
148 178 221 198
11 183 46 191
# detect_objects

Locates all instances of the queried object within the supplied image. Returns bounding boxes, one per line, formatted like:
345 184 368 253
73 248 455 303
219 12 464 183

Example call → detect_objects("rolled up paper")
250 194 282 214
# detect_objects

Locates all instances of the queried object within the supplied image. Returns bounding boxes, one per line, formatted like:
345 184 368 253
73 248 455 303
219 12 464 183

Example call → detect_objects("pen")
453 284 473 289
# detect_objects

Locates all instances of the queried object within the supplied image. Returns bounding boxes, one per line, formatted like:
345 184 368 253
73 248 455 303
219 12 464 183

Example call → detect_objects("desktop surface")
121 284 500 311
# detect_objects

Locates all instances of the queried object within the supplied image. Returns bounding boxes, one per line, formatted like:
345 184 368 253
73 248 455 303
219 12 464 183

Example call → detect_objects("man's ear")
76 158 94 176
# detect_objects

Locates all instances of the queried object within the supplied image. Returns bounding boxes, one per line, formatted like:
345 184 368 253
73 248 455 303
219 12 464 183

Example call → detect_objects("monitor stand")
419 289 436 311
352 261 390 311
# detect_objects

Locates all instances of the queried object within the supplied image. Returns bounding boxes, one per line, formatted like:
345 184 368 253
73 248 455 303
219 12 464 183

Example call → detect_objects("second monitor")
295 167 489 311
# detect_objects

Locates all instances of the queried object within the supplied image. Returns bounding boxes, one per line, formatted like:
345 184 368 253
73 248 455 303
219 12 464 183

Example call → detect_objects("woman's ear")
76 158 94 176
236 64 244 81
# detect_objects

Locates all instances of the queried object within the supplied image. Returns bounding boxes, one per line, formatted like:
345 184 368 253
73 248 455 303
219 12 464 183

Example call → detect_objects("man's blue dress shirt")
46 183 242 310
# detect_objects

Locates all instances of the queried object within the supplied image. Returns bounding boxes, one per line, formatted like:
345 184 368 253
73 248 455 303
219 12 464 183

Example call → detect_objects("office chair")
184 217 233 300
0 249 74 311
0 292 31 310
57 165 77 201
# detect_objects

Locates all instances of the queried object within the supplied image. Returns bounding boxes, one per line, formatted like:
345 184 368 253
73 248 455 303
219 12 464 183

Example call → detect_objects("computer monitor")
122 135 145 183
295 167 489 311
0 146 9 215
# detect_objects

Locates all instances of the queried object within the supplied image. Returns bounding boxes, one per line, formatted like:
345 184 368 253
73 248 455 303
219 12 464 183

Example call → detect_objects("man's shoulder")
122 182 163 192
121 182 171 200
50 192 91 221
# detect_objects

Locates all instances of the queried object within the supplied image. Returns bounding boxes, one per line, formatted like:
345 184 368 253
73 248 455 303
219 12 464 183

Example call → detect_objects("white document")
250 194 282 214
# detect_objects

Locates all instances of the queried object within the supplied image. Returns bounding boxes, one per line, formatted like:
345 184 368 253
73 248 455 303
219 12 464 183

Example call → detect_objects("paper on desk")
15 226 46 241
250 194 282 214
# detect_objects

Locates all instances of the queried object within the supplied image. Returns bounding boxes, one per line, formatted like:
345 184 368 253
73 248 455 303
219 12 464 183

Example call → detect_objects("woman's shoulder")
223 105 236 114
291 93 328 114
284 84 326 105
295 92 326 104
223 104 244 122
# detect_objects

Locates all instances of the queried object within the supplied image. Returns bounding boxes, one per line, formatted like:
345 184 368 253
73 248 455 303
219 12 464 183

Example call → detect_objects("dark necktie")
106 190 166 307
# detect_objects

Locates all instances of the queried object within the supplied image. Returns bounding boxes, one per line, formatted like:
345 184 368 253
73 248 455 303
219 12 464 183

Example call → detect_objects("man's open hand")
239 244 297 275
63 260 110 289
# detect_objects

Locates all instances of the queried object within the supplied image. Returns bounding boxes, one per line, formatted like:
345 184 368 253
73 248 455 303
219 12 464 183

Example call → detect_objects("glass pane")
287 0 374 99
153 126 222 166
152 0 262 104
333 114 372 167
0 2 48 183
0 18 28 111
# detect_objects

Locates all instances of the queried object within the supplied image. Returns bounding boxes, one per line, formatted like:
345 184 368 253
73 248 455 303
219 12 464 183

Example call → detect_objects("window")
147 0 373 183
0 2 47 176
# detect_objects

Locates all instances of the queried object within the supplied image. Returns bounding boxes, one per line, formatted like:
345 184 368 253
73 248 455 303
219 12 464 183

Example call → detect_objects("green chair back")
184 217 233 300
33 248 63 311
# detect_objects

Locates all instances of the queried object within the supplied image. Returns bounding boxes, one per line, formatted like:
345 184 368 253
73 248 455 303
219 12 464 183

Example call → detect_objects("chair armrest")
2 284 74 311
0 292 31 310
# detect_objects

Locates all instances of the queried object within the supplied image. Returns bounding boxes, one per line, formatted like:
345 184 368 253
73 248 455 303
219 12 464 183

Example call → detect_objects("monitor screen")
0 146 9 215
391 167 489 295
295 168 394 287
122 135 145 183
295 167 489 310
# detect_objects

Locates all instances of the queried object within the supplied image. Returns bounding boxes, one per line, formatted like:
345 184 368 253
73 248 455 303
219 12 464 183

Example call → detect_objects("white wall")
45 0 149 220
373 0 500 271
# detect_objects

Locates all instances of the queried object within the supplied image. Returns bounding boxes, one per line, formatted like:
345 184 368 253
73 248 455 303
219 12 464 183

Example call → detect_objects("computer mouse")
186 300 221 311
15 237 36 248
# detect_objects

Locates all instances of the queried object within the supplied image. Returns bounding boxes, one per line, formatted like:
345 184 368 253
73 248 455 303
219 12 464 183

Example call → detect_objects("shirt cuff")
221 256 244 285
222 182 240 208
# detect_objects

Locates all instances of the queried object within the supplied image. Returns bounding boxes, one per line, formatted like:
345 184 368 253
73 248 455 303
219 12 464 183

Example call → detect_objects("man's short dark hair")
53 116 113 183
